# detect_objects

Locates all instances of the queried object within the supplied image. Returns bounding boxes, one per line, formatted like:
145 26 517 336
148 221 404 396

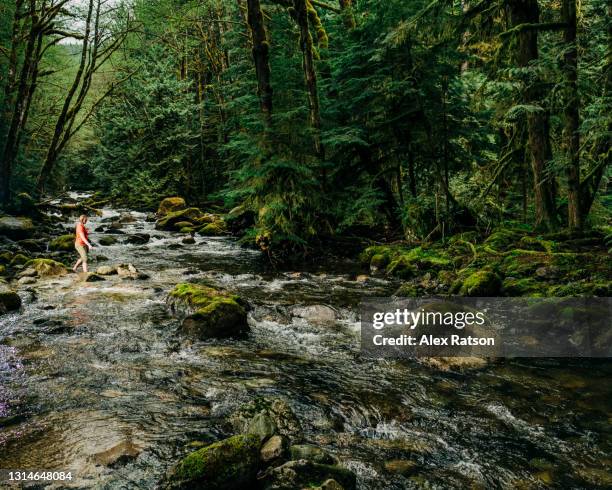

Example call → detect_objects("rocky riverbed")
0 197 611 489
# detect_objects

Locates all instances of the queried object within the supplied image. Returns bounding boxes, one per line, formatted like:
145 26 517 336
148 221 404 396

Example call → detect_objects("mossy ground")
361 227 611 297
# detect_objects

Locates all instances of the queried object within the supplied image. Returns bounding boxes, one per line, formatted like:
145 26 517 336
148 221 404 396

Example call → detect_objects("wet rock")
96 265 117 275
355 274 368 283
117 263 138 278
109 221 123 230
182 236 195 244
231 398 302 442
145 212 157 222
290 444 336 465
95 225 105 232
168 283 249 340
157 197 186 217
104 228 124 234
124 233 150 245
49 234 75 251
136 272 150 280
85 273 105 282
118 212 137 224
168 243 183 250
260 435 289 464
292 304 337 324
0 284 21 313
163 434 260 490
0 265 6 276
99 236 118 246
18 276 37 285
92 440 142 467
421 356 488 371
384 459 417 475
248 410 278 442
197 221 227 236
18 238 45 253
17 267 37 278
0 216 34 239
260 460 356 490
24 258 66 277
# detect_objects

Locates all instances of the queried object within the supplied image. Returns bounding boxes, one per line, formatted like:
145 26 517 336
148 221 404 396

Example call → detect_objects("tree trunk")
507 0 558 230
338 0 356 29
1 0 37 206
246 0 273 127
562 0 581 228
293 0 323 159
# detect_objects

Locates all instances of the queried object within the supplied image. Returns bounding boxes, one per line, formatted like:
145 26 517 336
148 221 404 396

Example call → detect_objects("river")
0 202 610 489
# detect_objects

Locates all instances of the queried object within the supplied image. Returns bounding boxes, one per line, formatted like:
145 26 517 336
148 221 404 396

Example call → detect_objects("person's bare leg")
73 259 82 272
82 260 88 273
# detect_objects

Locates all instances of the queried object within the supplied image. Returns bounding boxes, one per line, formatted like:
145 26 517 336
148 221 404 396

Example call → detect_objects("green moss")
518 236 556 253
99 236 118 246
359 245 395 265
10 253 29 266
198 222 226 236
157 197 186 216
0 252 13 264
484 229 522 251
370 253 390 269
170 434 260 488
49 234 75 251
459 270 501 296
547 281 611 297
386 256 418 279
173 221 194 231
0 265 5 276
502 277 544 296
499 250 547 276
395 283 419 297
24 258 67 276
180 226 195 234
156 208 205 230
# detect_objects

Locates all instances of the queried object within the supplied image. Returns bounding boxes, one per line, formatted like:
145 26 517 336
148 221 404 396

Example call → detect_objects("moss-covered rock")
157 197 186 217
156 208 205 231
0 284 21 313
198 221 227 236
99 236 118 246
0 265 6 276
260 460 356 490
547 281 611 297
10 253 30 266
173 221 194 232
49 234 75 251
164 434 260 490
394 283 419 297
370 253 391 271
502 277 544 296
168 283 249 339
483 229 522 251
0 216 34 239
459 270 502 296
0 252 13 264
518 236 556 253
24 258 67 277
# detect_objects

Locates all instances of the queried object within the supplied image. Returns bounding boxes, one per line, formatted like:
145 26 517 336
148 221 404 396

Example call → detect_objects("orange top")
75 222 89 246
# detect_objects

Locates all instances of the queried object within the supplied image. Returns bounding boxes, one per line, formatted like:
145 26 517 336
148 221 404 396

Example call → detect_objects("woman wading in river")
73 214 93 273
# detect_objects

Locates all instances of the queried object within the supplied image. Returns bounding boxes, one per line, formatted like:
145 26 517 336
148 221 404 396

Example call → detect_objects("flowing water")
0 203 610 489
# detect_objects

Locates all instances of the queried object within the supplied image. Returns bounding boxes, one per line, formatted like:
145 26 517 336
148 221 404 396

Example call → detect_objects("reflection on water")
0 205 610 489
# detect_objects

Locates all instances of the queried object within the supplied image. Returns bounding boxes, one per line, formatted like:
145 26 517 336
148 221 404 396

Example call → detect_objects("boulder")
24 258 66 277
290 445 336 465
96 265 117 275
182 236 196 244
85 273 105 282
18 238 45 253
459 270 502 296
0 265 5 276
292 305 337 325
247 410 277 442
0 216 34 239
174 221 194 231
0 251 13 264
168 283 249 339
197 221 226 236
0 284 21 313
260 435 289 464
260 460 356 490
156 208 205 231
49 234 75 252
117 263 138 278
157 197 186 217
118 213 137 224
18 276 36 285
163 434 260 490
99 236 118 246
124 233 150 245
145 212 157 222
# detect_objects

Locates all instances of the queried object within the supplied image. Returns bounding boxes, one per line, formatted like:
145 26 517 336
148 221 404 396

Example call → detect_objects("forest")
1 0 609 255
0 1 611 489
